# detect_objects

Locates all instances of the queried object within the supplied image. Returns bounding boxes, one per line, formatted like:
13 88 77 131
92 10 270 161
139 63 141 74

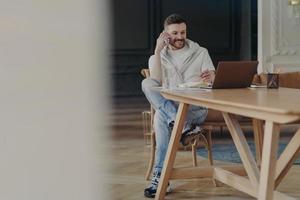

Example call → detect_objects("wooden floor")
108 97 300 200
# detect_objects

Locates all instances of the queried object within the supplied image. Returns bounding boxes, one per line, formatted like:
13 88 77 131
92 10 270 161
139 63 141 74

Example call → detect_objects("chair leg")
191 130 209 167
145 132 155 180
142 110 151 145
206 129 213 165
205 128 221 187
192 139 198 166
190 128 212 168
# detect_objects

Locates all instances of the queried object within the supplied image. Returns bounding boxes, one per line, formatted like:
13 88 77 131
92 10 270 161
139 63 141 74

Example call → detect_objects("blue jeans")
141 78 208 173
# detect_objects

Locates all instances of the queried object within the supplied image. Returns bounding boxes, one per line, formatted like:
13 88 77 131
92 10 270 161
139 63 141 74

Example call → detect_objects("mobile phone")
163 33 170 45
164 37 169 45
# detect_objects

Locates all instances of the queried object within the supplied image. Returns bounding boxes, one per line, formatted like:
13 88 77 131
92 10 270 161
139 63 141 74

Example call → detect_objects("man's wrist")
154 49 161 55
155 44 165 55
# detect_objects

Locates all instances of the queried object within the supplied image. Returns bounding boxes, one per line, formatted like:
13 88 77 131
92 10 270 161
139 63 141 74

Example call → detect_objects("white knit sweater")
148 39 215 86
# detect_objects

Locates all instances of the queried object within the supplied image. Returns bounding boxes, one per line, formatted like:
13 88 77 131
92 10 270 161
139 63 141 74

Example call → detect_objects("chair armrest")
141 68 150 78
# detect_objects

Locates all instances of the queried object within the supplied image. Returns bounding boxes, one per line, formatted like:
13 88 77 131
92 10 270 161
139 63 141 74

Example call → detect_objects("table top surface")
161 87 300 115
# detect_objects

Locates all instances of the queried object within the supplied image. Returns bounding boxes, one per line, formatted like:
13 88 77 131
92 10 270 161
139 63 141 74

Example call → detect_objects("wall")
0 0 111 199
113 0 257 96
258 0 300 73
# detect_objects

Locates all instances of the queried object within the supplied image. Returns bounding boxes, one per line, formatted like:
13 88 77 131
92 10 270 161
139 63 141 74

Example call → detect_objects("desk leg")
275 128 300 188
252 119 264 167
258 121 280 200
155 103 189 200
223 113 259 188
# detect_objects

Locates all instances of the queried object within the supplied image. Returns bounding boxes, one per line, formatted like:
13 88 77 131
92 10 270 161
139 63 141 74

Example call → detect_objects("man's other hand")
200 70 215 84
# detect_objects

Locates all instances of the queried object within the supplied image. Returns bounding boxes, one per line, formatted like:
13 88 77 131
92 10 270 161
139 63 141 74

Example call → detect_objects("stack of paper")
178 81 211 88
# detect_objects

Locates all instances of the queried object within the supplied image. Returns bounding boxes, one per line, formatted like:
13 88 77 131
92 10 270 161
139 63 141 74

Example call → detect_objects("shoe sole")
144 193 155 198
144 186 172 198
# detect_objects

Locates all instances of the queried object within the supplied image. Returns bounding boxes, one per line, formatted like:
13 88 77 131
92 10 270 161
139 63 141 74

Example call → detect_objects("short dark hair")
164 14 187 28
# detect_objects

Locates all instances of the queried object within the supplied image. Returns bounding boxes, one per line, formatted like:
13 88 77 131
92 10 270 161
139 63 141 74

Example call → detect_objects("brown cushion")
205 109 251 123
205 109 224 122
253 72 300 89
279 72 300 89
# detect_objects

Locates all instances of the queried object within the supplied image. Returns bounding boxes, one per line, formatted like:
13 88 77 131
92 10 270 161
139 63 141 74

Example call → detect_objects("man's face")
165 23 187 50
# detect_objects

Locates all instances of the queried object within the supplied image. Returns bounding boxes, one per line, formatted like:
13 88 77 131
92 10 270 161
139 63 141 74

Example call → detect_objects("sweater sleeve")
201 49 215 72
148 55 162 83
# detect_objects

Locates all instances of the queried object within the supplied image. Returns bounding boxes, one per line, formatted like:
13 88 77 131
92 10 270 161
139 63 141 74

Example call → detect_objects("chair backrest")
141 68 155 131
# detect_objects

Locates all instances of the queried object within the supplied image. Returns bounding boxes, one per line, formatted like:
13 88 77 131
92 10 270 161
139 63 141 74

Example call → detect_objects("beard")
169 39 185 50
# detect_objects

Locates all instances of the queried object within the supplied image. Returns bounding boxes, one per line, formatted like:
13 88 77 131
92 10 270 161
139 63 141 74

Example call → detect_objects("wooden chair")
141 69 214 181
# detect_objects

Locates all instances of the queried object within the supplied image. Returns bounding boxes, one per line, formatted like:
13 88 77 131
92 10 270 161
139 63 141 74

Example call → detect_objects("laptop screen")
211 61 258 89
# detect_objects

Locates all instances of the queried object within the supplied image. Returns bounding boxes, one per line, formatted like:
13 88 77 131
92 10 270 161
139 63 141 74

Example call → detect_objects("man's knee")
141 78 160 93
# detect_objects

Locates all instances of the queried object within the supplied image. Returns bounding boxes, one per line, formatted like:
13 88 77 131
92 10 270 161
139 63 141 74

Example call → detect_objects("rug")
197 140 300 164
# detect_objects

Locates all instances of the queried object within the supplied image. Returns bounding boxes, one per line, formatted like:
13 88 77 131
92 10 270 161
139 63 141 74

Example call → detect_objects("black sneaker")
144 171 160 198
180 125 204 146
144 171 171 198
168 121 174 128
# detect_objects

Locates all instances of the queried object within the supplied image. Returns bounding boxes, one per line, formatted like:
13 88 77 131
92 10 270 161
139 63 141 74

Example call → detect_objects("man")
142 13 215 198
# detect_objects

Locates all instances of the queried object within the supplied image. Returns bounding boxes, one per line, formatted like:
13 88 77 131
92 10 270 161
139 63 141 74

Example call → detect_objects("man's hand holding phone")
154 32 171 55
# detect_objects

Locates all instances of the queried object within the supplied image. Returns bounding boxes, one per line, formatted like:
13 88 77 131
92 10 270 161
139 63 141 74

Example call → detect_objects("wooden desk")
156 88 300 200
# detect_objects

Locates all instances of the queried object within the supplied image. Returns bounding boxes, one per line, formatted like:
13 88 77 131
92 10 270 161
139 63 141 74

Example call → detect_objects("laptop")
207 61 258 89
